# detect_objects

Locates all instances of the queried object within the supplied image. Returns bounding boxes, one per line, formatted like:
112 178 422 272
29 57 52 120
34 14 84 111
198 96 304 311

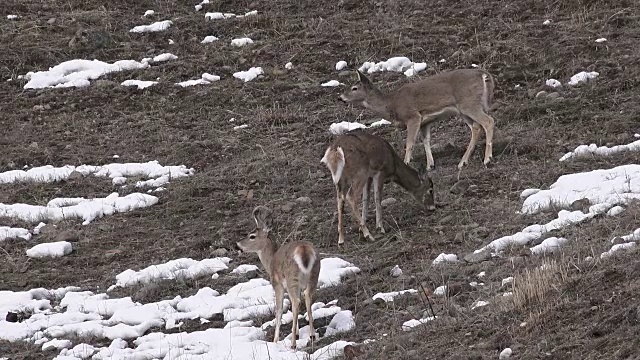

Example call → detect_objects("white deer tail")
320 146 345 185
293 245 316 274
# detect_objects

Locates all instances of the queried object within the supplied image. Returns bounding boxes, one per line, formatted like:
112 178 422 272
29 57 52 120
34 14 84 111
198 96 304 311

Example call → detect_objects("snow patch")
201 35 219 43
121 80 157 89
231 37 254 47
335 61 347 71
402 316 436 331
359 56 427 77
567 71 599 86
233 67 264 82
26 241 73 258
432 253 458 265
372 289 417 303
129 20 172 33
321 80 343 87
559 140 640 161
112 257 232 288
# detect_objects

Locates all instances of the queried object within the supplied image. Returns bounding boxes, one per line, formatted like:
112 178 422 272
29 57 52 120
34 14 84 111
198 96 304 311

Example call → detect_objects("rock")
338 71 352 77
67 171 83 180
5 312 18 323
55 230 79 242
47 18 56 25
611 237 625 245
546 92 561 99
570 198 591 212
343 344 364 360
463 248 492 263
535 90 548 99
33 104 45 111
244 270 259 279
453 231 465 243
295 196 312 204
29 142 38 149
211 248 228 257
450 179 471 195
381 197 397 207
390 265 402 277
527 89 538 98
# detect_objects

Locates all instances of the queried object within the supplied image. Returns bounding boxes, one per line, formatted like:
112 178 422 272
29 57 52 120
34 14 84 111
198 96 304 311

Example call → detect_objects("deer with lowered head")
339 68 496 172
236 206 320 349
321 129 435 245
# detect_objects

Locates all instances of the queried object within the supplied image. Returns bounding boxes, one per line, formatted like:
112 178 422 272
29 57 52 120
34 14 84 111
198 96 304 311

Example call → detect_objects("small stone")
29 142 38 148
463 248 492 263
47 18 56 25
570 198 591 212
343 344 365 360
295 196 312 204
281 203 294 212
611 237 625 245
535 90 548 99
55 230 79 242
381 197 397 207
390 265 402 277
244 270 259 279
33 104 45 111
450 179 470 194
453 231 465 243
6 312 18 322
546 92 561 99
591 305 599 311
211 248 228 257
271 68 286 76
527 89 538 98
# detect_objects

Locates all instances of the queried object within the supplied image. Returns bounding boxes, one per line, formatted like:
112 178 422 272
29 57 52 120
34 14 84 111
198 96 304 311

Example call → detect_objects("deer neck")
362 89 392 120
257 238 279 275
393 161 421 193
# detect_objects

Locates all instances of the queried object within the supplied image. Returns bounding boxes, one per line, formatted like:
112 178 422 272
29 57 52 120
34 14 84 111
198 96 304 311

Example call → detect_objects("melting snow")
595 38 607 43
402 316 436 331
152 53 178 63
372 289 417 302
559 139 640 161
568 71 599 86
471 300 489 310
321 80 343 87
26 241 73 258
231 37 254 47
129 20 172 33
530 236 568 254
318 258 360 288
121 79 157 89
231 264 259 274
285 62 293 70
233 67 264 82
546 79 561 88
233 124 249 130
7 15 19 20
324 310 355 337
475 165 640 255
143 10 154 17
201 35 219 43
358 56 427 77
432 253 458 265
205 12 237 20
335 61 347 71
0 226 31 241
433 285 447 296
23 59 149 89
370 119 391 128
176 73 221 87
111 257 232 289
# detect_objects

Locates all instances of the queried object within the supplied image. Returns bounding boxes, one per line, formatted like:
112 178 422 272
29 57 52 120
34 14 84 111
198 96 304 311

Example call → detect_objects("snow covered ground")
0 257 359 359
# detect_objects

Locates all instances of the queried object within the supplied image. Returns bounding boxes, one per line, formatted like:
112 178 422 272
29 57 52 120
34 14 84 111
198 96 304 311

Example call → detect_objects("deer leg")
421 123 435 170
361 178 371 228
403 116 421 164
372 172 385 234
336 187 345 245
473 112 495 166
273 284 285 343
288 288 300 349
304 286 317 341
458 116 482 170
346 182 374 241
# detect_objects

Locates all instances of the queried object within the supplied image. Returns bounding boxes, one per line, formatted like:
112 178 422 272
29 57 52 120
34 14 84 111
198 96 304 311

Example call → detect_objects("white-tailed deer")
236 206 320 349
340 68 496 172
321 130 435 245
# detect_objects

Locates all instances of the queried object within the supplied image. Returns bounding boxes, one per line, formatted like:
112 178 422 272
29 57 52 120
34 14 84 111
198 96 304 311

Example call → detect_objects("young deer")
321 130 435 245
236 206 321 349
339 68 496 172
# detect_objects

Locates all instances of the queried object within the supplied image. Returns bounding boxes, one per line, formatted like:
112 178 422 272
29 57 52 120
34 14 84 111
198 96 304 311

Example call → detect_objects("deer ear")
356 70 370 84
252 206 272 231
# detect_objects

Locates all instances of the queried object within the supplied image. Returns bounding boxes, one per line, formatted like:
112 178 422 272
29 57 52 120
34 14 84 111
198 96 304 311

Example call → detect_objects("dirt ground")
1 0 640 359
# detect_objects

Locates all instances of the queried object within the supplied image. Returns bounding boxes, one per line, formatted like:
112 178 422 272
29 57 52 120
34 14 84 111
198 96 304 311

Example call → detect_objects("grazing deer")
339 68 496 172
321 130 435 245
236 206 321 349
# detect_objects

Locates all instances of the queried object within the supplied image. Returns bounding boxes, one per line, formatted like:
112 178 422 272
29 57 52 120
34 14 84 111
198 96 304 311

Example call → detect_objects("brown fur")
236 206 321 349
340 68 497 172
321 130 435 245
